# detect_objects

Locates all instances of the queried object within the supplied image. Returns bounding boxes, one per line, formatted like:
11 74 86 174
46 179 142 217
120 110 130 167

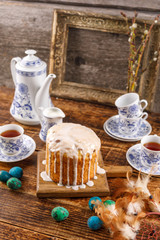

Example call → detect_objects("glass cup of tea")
0 124 24 155
141 134 160 167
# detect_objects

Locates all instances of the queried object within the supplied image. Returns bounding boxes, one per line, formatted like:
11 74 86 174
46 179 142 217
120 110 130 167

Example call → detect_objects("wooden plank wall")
0 0 160 112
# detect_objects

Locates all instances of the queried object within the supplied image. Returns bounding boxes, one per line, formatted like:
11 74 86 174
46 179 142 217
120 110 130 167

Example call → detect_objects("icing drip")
59 152 63 185
67 157 70 186
94 154 97 177
81 153 85 185
72 186 79 191
40 171 52 181
54 154 56 173
86 180 94 187
94 176 98 180
47 123 101 160
40 171 87 190
88 154 91 182
46 123 101 189
97 165 105 174
73 157 77 186
66 184 86 190
42 160 46 165
48 150 51 177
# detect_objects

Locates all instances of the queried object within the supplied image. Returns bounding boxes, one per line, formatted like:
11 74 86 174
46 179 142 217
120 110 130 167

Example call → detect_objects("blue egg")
87 216 103 230
0 170 11 183
88 196 102 210
9 167 23 179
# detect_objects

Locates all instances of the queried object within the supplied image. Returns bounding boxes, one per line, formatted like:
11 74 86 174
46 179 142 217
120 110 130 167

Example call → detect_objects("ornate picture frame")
49 9 160 109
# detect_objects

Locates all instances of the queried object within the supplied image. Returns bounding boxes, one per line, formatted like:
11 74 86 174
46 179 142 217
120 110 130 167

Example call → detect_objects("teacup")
115 93 148 118
141 135 160 167
0 124 24 155
119 112 148 136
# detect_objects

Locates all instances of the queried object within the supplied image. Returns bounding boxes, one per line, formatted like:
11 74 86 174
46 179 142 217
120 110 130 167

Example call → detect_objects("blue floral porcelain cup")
0 124 24 155
115 93 148 118
119 112 148 136
141 135 160 167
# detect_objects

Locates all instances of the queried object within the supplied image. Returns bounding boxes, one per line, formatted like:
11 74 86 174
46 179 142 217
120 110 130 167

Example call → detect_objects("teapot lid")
20 49 43 68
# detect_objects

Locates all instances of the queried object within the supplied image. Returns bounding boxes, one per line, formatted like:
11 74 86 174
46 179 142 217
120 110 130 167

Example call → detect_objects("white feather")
121 223 136 240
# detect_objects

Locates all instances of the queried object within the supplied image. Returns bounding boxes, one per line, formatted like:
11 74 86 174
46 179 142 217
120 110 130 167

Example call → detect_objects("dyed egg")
9 167 23 179
88 196 102 210
87 216 103 230
0 170 11 183
7 177 22 190
103 200 115 207
51 207 69 221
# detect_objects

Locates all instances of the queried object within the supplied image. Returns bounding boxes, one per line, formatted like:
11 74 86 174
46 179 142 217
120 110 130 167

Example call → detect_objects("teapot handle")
10 57 21 86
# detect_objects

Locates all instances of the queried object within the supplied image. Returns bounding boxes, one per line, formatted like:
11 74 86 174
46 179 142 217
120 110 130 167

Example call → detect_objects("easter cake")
45 123 101 190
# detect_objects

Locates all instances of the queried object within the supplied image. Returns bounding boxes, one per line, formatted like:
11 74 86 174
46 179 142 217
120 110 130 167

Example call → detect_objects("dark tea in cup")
144 142 160 151
0 124 24 155
1 130 21 138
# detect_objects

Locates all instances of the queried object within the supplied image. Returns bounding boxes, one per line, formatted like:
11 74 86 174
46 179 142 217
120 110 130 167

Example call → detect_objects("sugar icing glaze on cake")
42 123 105 190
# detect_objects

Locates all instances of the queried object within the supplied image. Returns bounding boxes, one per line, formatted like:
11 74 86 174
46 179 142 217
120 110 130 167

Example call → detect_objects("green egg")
51 207 69 221
103 200 115 207
7 177 22 190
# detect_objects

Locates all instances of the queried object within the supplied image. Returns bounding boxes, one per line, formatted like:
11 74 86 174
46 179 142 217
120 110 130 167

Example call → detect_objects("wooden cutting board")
36 151 110 198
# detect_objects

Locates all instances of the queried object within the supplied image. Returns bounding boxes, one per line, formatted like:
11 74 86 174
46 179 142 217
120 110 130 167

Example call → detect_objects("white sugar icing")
46 123 102 189
97 165 106 174
42 160 46 165
40 171 52 181
47 123 101 158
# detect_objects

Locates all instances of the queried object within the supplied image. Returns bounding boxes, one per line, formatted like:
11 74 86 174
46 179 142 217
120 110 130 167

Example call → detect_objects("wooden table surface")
0 86 160 240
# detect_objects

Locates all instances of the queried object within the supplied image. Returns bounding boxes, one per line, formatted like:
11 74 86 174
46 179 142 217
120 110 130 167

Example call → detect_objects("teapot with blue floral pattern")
10 49 56 125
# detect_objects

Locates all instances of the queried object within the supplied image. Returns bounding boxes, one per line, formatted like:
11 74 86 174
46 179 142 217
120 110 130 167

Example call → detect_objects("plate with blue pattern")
103 115 152 142
126 144 160 175
0 134 36 162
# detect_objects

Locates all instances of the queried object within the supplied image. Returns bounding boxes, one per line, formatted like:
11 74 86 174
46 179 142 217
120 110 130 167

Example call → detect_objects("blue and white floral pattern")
0 137 23 155
104 115 151 141
141 148 160 167
16 68 46 77
118 104 141 118
119 117 141 135
40 119 57 142
10 83 35 120
0 135 36 162
24 59 41 67
126 144 160 175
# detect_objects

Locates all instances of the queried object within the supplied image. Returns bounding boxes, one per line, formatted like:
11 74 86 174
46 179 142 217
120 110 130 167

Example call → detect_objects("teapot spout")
35 73 56 118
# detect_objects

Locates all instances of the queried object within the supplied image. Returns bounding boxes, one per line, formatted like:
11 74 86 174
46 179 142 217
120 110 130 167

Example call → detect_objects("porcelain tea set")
0 49 65 162
0 49 160 176
104 92 160 176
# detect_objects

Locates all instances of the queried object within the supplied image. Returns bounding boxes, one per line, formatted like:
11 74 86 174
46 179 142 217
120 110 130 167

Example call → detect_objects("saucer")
0 134 36 162
103 115 152 142
126 144 160 175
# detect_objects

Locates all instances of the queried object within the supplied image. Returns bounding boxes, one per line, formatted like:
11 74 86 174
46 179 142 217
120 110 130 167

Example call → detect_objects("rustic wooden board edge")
36 151 110 198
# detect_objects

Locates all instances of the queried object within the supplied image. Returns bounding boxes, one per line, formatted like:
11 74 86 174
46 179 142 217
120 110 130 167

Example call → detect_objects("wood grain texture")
0 222 57 240
0 86 160 240
0 1 160 112
49 9 160 110
11 0 160 11
37 151 109 198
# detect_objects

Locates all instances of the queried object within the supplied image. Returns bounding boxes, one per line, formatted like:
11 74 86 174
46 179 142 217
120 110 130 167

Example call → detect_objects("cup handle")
141 112 148 120
140 99 148 111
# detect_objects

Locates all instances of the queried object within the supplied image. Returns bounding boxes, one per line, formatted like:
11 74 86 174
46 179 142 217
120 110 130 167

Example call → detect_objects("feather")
148 188 160 212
